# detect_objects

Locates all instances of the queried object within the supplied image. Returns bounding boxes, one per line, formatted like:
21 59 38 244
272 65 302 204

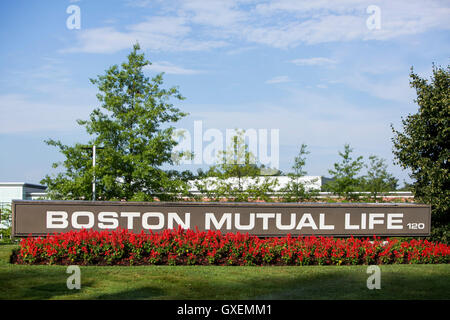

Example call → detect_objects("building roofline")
0 182 47 189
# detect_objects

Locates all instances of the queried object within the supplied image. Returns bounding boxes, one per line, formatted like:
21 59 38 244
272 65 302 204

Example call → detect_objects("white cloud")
225 46 257 55
241 15 365 48
62 0 450 53
180 0 248 28
0 89 96 134
62 17 228 54
340 72 416 103
290 57 337 66
146 61 203 75
125 0 153 7
265 75 291 84
251 0 450 46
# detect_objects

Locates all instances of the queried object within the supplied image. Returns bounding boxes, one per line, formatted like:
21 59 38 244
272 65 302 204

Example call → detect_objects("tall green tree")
41 43 189 201
361 155 398 202
324 144 364 200
391 65 449 242
195 129 278 201
281 144 318 202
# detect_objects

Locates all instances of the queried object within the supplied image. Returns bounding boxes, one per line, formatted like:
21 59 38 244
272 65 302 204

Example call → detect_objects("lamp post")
82 145 104 201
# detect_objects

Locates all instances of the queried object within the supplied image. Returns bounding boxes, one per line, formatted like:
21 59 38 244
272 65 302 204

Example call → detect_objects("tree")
391 65 449 242
324 144 364 200
281 144 318 202
194 129 278 201
41 43 190 201
361 155 398 202
211 129 260 189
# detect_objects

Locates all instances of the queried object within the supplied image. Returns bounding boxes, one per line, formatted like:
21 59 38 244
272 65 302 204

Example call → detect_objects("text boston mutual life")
11 201 431 237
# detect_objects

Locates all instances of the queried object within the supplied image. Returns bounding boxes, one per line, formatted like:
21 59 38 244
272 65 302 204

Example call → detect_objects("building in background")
188 176 332 195
0 182 47 209
0 179 412 205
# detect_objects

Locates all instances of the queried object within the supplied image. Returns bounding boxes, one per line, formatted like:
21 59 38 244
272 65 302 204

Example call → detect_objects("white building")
188 176 332 195
0 182 47 209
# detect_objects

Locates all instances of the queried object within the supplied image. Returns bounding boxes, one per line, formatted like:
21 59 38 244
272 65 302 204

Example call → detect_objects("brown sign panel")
11 200 431 237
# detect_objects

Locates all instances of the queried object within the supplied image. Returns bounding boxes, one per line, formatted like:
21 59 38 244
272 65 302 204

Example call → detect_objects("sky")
0 0 449 186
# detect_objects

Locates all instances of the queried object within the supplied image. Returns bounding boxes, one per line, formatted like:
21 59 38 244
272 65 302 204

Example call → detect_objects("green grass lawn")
1 244 449 300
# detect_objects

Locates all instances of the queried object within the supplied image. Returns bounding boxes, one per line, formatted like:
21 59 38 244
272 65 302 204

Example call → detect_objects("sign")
11 200 431 237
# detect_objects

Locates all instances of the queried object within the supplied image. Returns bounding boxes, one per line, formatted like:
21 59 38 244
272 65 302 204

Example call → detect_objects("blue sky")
0 0 449 185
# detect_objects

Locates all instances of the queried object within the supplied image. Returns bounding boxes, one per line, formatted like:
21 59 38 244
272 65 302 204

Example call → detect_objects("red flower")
15 228 450 266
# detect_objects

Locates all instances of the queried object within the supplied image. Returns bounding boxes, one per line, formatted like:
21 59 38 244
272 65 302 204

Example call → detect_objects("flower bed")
12 228 450 266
